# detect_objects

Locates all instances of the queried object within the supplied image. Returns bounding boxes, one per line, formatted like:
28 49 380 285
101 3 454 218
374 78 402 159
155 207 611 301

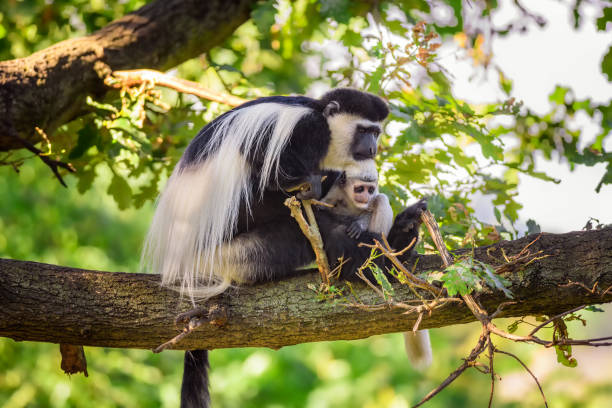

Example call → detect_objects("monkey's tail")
181 350 210 408
403 330 433 370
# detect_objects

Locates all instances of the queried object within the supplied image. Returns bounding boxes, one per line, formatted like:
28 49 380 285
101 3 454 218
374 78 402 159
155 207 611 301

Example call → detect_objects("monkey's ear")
323 101 340 118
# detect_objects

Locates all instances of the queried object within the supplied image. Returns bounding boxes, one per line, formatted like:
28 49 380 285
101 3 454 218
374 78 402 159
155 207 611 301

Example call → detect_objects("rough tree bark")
1 228 610 351
0 0 256 151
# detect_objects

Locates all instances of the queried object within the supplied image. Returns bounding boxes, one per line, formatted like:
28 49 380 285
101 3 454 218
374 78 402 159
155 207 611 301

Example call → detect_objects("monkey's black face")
351 125 381 160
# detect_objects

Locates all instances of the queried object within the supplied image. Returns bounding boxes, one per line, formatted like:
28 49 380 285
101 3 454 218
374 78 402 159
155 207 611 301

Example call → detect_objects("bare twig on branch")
9 127 75 187
487 338 495 408
154 317 206 353
284 196 331 285
106 69 248 107
560 280 612 299
360 236 442 297
512 0 546 26
495 349 548 407
413 333 489 408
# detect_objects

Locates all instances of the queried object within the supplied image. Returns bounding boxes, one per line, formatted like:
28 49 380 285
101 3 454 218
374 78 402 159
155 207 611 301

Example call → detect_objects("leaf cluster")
425 256 512 298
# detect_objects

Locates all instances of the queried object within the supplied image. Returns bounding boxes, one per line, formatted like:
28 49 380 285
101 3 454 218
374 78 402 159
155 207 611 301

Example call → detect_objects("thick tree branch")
0 0 256 152
0 228 610 351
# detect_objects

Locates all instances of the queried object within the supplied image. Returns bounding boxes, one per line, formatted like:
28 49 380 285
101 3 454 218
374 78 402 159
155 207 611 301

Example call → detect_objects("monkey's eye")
354 186 365 193
368 186 375 194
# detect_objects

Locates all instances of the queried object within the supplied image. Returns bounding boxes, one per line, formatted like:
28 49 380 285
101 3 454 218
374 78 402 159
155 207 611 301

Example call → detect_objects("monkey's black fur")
181 350 210 408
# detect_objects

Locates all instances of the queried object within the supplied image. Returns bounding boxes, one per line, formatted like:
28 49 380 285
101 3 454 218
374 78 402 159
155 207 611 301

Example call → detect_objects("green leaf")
493 207 502 224
251 0 276 35
596 7 612 31
549 86 569 105
386 19 406 36
76 167 96 194
555 345 578 368
498 69 513 95
85 96 118 113
372 265 395 300
366 65 385 94
476 260 513 298
107 173 132 210
428 71 451 95
69 123 99 159
507 320 520 333
585 305 605 313
319 0 351 23
341 29 363 48
601 45 612 82
132 176 160 209
441 261 480 296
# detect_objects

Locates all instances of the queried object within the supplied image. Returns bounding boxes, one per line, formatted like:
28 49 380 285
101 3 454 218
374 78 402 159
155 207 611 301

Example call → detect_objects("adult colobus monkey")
143 88 425 407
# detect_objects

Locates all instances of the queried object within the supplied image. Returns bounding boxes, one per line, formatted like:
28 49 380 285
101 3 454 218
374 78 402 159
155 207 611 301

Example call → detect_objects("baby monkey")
321 171 393 239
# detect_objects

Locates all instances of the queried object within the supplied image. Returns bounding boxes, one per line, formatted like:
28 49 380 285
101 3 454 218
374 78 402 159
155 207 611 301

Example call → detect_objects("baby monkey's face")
347 180 376 209
340 175 377 210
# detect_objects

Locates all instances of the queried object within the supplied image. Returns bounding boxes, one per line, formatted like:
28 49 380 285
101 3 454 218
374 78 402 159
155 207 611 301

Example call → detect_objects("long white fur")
404 330 433 370
142 103 312 300
367 193 393 236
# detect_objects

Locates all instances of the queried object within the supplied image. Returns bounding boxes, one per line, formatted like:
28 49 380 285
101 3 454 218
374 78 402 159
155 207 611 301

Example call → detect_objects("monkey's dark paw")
175 308 207 326
394 198 427 229
295 174 323 200
406 197 428 215
346 221 363 239
320 170 344 197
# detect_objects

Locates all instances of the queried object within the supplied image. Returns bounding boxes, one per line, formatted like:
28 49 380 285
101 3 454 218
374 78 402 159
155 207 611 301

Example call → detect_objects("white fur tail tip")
403 330 433 371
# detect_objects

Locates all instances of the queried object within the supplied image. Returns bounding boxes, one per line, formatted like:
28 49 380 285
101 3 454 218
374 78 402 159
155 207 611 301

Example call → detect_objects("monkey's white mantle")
0 228 610 351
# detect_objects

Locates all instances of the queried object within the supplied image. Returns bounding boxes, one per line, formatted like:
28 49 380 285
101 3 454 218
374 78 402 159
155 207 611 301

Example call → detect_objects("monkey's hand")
346 220 364 239
292 173 323 200
388 198 428 253
395 198 428 232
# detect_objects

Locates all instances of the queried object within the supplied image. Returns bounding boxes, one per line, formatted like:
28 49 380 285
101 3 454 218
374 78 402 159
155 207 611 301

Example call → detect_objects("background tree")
0 0 610 407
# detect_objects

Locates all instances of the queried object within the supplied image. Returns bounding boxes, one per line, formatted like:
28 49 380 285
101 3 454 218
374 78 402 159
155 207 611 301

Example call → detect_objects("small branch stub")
59 344 88 377
106 70 248 107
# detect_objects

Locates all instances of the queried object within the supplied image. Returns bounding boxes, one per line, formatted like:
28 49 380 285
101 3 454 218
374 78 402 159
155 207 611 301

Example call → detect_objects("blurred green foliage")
1 0 612 407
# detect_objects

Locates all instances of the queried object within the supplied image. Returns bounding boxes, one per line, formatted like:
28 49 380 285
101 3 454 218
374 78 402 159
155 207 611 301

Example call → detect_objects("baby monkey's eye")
368 186 375 194
354 186 365 193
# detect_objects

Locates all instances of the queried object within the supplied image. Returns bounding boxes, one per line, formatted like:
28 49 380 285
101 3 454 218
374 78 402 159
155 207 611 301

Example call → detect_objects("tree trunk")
1 228 610 351
0 0 256 151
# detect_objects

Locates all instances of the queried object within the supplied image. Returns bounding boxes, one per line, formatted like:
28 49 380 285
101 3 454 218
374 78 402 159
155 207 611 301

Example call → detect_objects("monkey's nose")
353 134 378 160
353 184 372 203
